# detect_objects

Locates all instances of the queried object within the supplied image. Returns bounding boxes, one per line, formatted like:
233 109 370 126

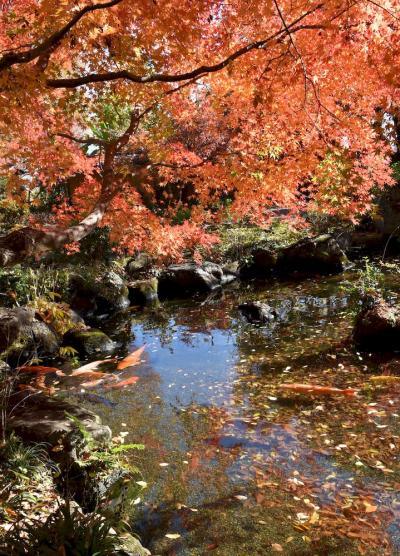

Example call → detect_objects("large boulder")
0 307 29 351
353 298 400 350
63 328 115 358
158 262 223 297
0 307 60 363
69 271 129 318
239 301 278 324
239 247 278 279
277 234 349 275
7 392 112 459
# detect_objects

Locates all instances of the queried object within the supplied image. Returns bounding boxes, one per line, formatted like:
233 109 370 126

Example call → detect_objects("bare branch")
365 0 400 20
0 0 124 72
56 132 106 147
47 4 324 89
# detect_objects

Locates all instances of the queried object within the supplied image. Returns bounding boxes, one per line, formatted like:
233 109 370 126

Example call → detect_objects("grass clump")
214 219 307 262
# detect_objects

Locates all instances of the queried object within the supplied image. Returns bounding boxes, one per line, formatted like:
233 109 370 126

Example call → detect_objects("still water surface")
78 270 400 555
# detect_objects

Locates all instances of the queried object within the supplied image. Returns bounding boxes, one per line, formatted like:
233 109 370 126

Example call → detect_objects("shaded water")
77 270 400 555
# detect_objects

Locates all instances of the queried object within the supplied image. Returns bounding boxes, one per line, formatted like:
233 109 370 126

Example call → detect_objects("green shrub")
0 199 29 232
341 257 385 304
0 265 70 307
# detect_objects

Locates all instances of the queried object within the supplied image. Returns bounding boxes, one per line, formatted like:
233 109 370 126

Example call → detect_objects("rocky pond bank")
1 230 400 554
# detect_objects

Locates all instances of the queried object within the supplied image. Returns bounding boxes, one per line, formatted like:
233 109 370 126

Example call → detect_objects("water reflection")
76 270 400 555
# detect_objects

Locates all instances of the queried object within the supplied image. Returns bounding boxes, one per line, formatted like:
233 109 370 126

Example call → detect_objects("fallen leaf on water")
309 511 319 524
234 495 247 501
363 501 377 513
165 533 181 539
271 543 283 552
117 346 146 370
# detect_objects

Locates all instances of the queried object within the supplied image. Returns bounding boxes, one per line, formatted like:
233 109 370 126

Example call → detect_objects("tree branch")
0 0 124 72
47 4 324 89
56 132 106 147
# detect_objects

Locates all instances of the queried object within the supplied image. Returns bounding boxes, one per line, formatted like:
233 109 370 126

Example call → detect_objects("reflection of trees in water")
124 277 397 553
233 288 352 375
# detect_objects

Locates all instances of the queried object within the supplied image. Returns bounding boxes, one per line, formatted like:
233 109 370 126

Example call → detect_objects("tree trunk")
0 201 108 266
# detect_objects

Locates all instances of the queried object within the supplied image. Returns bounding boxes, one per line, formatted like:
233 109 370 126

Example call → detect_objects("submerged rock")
278 234 349 275
239 301 277 324
353 298 400 350
63 328 115 357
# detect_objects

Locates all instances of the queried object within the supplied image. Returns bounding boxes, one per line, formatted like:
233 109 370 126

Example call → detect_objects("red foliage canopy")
0 0 399 260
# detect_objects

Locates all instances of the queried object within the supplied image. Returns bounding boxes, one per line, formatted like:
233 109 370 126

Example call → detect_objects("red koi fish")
279 383 357 397
17 365 65 376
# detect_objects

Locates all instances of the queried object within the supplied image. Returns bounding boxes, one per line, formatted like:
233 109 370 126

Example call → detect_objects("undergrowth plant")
3 501 122 556
0 266 70 307
341 258 386 313
66 413 144 470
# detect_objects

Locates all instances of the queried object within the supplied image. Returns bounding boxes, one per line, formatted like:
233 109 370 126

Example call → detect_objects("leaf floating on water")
117 345 146 370
234 495 247 501
159 462 169 467
271 544 283 552
309 511 319 524
165 533 181 539
363 501 377 513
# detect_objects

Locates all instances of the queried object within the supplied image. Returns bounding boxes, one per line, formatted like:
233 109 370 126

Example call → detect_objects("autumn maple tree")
0 0 399 263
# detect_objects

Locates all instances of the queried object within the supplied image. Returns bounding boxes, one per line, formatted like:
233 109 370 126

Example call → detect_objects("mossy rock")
128 277 158 306
69 270 129 318
0 307 60 364
125 252 153 278
63 328 115 358
277 234 350 275
113 533 150 556
239 247 278 279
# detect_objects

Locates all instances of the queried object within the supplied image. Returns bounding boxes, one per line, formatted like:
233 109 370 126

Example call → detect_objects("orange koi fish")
117 346 146 370
370 375 400 383
279 383 357 397
17 365 65 376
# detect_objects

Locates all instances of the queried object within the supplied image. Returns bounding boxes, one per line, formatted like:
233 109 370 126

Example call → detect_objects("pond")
73 268 400 555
